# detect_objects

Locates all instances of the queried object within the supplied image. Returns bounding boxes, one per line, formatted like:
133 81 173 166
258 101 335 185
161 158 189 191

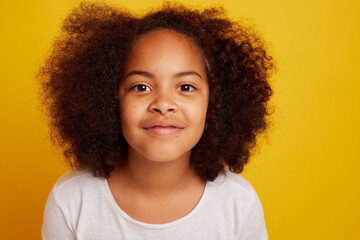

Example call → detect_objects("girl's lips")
144 126 182 136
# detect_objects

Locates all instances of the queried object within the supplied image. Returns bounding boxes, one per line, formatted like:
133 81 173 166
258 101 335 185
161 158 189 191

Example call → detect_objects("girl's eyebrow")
123 70 203 80
175 71 203 79
124 70 153 80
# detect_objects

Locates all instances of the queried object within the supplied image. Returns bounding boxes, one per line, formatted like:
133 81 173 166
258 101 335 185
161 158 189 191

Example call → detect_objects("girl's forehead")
134 29 199 52
125 29 206 69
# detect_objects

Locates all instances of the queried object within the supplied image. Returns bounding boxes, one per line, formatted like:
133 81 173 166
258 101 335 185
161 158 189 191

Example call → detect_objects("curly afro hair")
37 1 274 181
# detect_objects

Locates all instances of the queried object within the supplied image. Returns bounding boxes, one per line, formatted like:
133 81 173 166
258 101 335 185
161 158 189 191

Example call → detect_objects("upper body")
39 4 273 240
42 167 268 240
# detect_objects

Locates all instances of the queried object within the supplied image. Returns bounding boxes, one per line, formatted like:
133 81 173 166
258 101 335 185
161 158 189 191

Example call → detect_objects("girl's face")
118 29 209 163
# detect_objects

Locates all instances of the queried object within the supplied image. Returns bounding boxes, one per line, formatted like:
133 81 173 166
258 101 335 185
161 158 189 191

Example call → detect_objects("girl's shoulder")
55 169 88 185
50 169 104 201
202 167 267 239
208 167 260 201
53 169 93 188
43 170 109 239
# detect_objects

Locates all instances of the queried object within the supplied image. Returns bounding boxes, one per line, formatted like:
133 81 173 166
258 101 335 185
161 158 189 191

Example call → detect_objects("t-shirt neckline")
102 174 216 229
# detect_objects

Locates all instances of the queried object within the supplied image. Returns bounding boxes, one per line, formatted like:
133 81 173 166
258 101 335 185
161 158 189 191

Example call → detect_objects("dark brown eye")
132 84 150 92
178 84 196 92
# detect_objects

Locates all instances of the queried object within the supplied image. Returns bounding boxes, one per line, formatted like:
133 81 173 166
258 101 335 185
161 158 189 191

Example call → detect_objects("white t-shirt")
42 167 268 240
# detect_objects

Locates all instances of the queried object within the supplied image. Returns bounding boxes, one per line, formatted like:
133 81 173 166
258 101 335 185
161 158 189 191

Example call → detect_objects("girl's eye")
132 84 151 92
177 84 196 92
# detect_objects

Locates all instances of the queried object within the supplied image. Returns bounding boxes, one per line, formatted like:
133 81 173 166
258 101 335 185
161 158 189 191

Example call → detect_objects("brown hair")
38 1 274 181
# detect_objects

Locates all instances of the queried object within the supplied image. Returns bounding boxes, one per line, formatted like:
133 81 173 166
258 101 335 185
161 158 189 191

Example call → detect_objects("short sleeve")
42 188 76 240
237 190 268 240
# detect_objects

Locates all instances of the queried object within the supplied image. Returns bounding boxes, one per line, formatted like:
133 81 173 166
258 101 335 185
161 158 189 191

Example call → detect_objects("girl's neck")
112 149 204 196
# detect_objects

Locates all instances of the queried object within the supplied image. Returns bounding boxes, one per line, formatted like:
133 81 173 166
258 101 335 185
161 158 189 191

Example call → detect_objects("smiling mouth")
144 126 183 136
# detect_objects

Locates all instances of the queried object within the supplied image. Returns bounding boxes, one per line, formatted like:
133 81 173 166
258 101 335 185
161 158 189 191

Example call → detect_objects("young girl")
39 2 274 239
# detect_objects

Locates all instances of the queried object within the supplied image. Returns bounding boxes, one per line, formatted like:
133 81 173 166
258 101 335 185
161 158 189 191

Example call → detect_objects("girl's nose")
149 91 178 115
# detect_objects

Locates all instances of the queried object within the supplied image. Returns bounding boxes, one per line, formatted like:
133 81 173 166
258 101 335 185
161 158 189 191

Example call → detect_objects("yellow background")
1 0 359 239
